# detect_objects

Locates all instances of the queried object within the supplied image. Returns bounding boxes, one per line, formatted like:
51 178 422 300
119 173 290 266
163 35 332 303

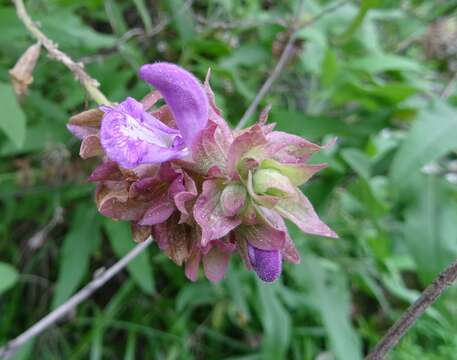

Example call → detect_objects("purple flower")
100 63 209 169
191 118 337 282
68 62 338 284
139 63 209 148
100 98 188 169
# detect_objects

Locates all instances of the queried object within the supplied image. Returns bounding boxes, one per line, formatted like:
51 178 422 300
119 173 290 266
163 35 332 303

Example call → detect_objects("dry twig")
235 0 348 130
366 258 457 359
28 207 64 250
12 0 110 105
0 237 154 359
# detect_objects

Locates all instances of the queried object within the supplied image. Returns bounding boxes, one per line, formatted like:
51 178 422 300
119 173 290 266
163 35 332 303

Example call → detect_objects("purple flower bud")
247 243 282 282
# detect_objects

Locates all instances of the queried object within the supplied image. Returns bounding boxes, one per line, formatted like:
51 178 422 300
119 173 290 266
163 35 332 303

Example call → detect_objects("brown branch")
0 237 154 360
12 0 110 105
235 0 349 130
366 258 457 360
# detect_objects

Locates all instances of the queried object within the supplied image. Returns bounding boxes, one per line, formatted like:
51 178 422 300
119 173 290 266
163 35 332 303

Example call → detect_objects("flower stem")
0 237 154 359
12 0 110 105
366 258 457 359
235 0 349 130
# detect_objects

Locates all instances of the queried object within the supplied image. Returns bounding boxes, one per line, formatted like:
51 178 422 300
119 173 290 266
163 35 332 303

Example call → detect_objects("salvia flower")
68 62 337 283
98 63 209 168
100 97 188 169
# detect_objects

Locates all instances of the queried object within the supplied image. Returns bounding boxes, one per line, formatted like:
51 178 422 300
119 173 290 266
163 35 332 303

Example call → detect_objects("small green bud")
252 168 295 197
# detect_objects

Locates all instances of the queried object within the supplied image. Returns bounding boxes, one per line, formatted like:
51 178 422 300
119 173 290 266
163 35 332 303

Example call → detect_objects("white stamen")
120 114 173 147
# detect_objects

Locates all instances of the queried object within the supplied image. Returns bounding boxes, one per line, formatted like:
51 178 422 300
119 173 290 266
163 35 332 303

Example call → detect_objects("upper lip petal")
139 62 209 149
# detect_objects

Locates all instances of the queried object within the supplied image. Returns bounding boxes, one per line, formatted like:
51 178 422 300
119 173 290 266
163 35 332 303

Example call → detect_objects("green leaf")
103 219 155 294
337 0 380 43
124 331 137 360
257 282 291 360
271 109 364 140
341 148 372 179
381 259 443 322
347 177 388 218
0 116 68 157
351 54 421 73
104 0 128 35
10 339 34 360
176 282 217 312
321 48 338 87
297 27 327 73
367 82 418 102
165 0 195 44
132 0 153 35
403 176 457 285
295 257 363 360
225 270 251 321
37 10 116 52
53 204 101 308
0 9 27 44
333 80 418 108
219 45 269 68
0 262 19 294
0 82 26 148
390 102 457 188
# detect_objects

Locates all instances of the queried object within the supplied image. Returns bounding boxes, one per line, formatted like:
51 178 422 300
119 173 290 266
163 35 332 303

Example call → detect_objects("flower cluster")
67 63 337 283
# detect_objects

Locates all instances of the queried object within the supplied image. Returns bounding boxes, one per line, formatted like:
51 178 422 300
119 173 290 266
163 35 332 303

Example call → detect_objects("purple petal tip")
248 244 282 282
139 62 208 148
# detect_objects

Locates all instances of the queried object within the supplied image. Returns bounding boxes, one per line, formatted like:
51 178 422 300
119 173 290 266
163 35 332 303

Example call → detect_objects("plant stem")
235 0 348 130
0 237 154 359
366 258 457 359
12 0 110 105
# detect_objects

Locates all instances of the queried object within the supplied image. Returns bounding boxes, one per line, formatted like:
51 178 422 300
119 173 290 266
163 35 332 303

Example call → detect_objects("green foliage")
297 256 362 360
131 0 153 35
1 0 457 359
257 282 291 360
0 82 26 147
0 262 18 295
103 219 155 294
391 102 457 191
403 176 457 285
53 203 101 308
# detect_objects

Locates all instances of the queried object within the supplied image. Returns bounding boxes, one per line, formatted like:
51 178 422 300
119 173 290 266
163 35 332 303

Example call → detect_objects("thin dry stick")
366 258 457 360
235 0 348 130
12 0 110 105
0 237 154 360
440 72 457 99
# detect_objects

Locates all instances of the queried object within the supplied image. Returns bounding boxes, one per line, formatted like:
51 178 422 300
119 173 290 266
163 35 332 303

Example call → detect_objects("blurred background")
1 0 457 359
